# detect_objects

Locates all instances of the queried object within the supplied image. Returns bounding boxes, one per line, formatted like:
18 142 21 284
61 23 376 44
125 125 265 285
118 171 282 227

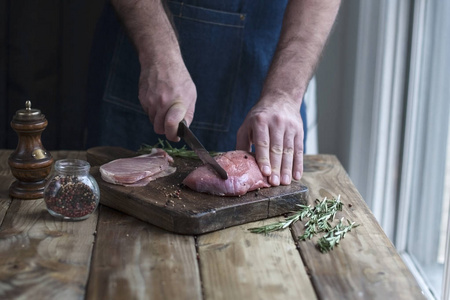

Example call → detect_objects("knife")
177 119 228 180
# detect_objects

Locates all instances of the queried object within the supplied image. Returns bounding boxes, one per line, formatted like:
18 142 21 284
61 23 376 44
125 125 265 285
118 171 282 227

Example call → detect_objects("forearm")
110 0 196 140
111 0 180 66
261 0 341 108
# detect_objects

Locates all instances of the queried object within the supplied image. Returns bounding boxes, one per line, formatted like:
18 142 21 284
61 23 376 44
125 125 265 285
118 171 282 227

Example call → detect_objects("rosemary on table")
317 218 359 253
138 138 221 159
247 204 313 234
248 195 359 253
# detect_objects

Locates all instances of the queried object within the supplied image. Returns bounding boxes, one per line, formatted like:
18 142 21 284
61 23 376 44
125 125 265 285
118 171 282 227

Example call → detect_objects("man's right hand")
111 0 196 142
138 56 197 142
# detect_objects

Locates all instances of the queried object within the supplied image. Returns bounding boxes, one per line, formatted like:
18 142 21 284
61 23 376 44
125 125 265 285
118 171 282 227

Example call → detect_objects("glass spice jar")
44 159 100 220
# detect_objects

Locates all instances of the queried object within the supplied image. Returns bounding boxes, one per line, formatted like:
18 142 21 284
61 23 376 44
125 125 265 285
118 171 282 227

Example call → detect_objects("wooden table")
0 150 425 299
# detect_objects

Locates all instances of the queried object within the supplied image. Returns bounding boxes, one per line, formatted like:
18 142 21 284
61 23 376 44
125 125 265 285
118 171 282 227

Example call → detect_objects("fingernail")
294 172 301 180
271 175 280 186
282 175 290 185
263 166 271 175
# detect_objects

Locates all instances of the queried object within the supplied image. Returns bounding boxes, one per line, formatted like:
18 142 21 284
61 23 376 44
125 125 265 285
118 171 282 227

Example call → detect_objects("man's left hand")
236 99 304 186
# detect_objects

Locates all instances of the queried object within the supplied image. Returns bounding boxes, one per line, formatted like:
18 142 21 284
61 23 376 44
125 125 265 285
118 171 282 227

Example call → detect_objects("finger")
153 109 166 135
140 98 156 126
183 101 196 127
148 109 156 125
138 84 157 125
280 131 295 185
253 124 271 177
236 125 252 152
268 126 284 186
165 102 187 142
293 132 304 180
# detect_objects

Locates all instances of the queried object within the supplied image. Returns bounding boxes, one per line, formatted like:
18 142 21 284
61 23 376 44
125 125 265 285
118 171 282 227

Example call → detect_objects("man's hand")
138 57 196 142
112 0 196 142
237 99 303 186
238 0 341 185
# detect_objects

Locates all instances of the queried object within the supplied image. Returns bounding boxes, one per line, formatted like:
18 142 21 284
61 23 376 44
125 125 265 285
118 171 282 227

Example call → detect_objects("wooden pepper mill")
8 101 54 199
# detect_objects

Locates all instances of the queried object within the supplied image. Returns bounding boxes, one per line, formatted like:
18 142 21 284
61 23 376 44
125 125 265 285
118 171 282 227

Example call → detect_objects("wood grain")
8 116 54 200
86 205 202 300
0 150 426 299
295 155 425 300
87 146 308 234
0 151 98 299
0 150 13 224
197 220 317 300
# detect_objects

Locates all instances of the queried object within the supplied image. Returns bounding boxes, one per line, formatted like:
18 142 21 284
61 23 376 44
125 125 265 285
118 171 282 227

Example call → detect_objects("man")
87 0 340 186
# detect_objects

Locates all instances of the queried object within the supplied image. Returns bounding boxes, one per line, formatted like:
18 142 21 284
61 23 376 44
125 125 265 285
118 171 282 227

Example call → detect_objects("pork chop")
182 150 270 196
100 148 175 186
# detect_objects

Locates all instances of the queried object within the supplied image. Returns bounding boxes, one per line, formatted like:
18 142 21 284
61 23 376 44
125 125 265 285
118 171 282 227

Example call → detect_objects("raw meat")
119 166 177 187
182 150 270 196
100 148 175 186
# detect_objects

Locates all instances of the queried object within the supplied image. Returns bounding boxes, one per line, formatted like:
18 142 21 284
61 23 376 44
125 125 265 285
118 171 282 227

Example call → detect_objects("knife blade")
177 119 228 180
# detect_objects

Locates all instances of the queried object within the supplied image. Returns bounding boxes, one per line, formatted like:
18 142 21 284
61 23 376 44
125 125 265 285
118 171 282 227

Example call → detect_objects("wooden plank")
87 146 308 234
0 151 98 299
0 150 13 224
86 205 202 300
197 220 317 300
0 149 13 173
0 0 6 148
294 155 425 300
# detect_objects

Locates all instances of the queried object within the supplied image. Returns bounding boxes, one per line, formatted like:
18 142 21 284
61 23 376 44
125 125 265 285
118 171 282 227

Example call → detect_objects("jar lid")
13 100 44 121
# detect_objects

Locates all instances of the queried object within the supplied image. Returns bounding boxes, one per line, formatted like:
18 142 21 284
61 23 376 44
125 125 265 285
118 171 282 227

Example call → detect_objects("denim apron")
86 0 307 152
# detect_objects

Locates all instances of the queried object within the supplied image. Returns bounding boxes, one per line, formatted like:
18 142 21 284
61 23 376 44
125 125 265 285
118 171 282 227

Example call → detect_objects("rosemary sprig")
248 204 313 234
317 218 359 253
138 138 221 159
249 196 342 237
248 195 359 253
299 196 343 240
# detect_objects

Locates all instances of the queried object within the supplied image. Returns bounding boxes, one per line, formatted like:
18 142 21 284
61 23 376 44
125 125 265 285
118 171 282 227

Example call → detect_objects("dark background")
1 1 354 162
1 0 106 150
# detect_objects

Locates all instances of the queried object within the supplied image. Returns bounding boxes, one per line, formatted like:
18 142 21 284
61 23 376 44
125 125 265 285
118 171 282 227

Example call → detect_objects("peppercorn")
43 159 100 220
44 175 99 219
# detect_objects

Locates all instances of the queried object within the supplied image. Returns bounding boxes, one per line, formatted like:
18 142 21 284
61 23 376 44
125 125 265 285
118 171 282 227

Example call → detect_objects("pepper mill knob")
8 101 54 199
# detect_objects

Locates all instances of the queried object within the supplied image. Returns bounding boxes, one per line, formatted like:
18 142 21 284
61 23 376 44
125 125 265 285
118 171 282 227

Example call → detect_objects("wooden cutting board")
87 146 308 235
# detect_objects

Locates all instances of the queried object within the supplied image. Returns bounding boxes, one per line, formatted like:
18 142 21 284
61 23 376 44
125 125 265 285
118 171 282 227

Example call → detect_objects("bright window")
341 1 450 299
395 1 450 299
